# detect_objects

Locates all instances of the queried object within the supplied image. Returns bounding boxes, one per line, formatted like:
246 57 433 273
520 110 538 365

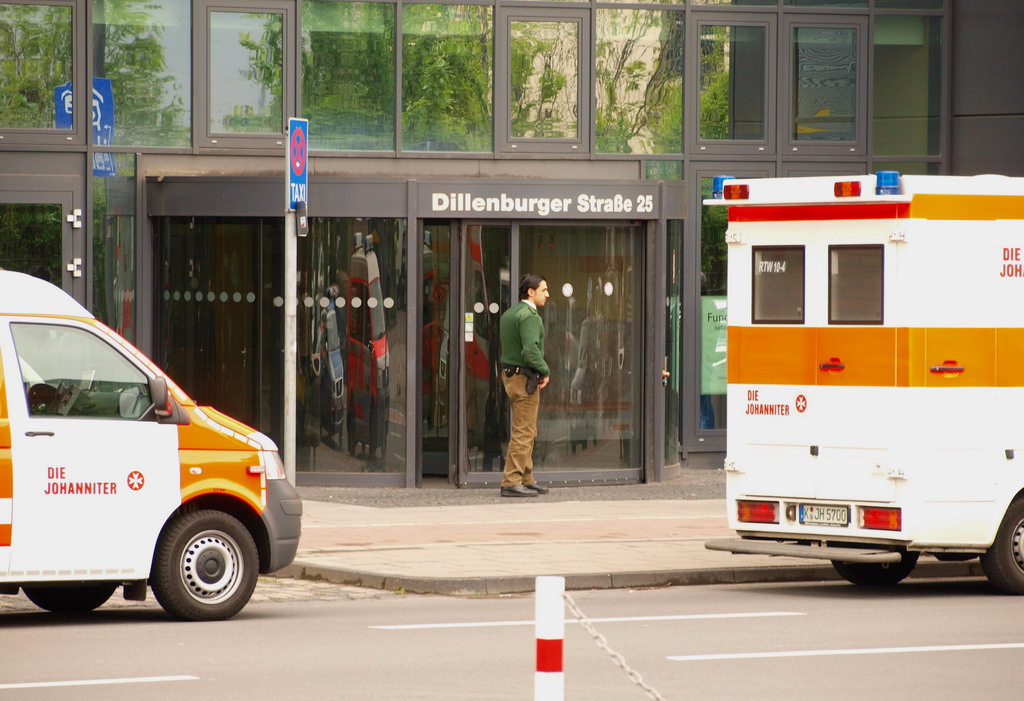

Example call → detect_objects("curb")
271 559 985 596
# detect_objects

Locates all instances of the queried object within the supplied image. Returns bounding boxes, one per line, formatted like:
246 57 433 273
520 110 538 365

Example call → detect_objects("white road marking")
668 642 1024 662
0 675 199 690
372 611 804 630
304 515 699 529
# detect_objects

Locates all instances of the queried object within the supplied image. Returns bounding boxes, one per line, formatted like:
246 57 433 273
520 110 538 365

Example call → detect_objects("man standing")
499 274 551 497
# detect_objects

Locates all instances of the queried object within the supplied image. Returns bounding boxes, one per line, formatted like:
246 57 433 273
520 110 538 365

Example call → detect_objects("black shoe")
500 484 538 498
523 482 549 494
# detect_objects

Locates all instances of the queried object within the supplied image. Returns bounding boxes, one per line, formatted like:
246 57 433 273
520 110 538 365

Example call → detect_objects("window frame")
751 244 805 325
193 0 297 151
689 13 776 157
496 7 591 156
11 321 155 421
781 15 869 158
0 0 87 146
828 243 883 325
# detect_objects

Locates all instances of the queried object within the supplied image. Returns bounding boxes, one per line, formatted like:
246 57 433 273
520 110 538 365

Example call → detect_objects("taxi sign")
287 117 308 211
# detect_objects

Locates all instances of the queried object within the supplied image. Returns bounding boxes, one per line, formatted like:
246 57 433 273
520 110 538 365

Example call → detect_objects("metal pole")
535 576 565 701
283 210 297 484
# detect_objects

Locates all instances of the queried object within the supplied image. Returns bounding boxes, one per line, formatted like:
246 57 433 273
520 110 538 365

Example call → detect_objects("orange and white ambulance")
0 271 301 620
704 171 1024 593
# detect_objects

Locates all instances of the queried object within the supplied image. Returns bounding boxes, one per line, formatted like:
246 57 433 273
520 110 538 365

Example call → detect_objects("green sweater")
499 301 549 377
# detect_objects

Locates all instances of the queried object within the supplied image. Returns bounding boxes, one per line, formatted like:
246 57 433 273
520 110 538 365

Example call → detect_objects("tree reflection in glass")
595 9 683 154
0 3 72 130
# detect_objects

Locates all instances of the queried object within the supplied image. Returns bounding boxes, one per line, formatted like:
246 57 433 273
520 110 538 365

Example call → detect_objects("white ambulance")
0 271 301 620
704 171 1024 593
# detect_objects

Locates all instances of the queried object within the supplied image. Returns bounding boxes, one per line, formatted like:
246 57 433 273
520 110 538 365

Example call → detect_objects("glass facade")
699 176 729 431
873 15 941 157
0 3 72 130
92 0 191 147
155 217 282 439
296 217 409 473
510 19 579 140
302 1 394 151
699 24 766 141
0 0 959 484
92 152 136 342
0 203 61 280
595 9 684 154
665 220 683 462
791 25 858 142
209 11 284 135
402 4 492 152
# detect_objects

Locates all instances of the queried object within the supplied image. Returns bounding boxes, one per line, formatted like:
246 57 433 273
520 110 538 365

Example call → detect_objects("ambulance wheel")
151 510 259 621
980 497 1024 594
831 551 919 586
23 583 118 613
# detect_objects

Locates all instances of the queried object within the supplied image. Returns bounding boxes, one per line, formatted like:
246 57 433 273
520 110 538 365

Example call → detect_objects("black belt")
503 365 524 377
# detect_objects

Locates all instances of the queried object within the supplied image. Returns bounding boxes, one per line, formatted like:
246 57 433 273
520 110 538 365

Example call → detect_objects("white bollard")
535 576 565 701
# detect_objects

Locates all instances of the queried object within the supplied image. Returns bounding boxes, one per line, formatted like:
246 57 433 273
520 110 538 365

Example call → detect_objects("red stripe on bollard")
536 638 563 673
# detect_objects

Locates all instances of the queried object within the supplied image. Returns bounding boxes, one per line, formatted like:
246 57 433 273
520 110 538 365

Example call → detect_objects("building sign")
287 118 309 211
420 180 685 220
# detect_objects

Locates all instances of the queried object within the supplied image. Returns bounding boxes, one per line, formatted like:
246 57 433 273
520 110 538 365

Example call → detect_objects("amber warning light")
834 181 862 197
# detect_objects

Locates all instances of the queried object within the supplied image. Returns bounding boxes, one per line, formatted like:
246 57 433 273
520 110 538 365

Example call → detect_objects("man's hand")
538 376 550 390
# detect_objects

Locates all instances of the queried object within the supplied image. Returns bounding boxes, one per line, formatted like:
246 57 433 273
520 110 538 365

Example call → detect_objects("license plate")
799 504 849 527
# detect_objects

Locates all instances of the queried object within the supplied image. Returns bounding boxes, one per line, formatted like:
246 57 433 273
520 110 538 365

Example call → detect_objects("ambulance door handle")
930 362 964 374
819 358 845 371
25 431 55 437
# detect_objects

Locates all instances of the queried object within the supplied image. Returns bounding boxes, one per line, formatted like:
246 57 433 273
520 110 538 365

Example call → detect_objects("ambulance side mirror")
148 376 190 425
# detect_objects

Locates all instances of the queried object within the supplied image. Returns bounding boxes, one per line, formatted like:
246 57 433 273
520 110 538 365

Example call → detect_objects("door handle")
25 431 55 437
819 357 845 371
930 361 964 374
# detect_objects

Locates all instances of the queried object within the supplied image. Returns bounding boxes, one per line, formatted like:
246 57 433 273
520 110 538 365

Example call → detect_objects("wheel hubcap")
1011 519 1024 572
180 530 242 604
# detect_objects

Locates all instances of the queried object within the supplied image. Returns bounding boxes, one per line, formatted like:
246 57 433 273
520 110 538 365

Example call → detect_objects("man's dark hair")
518 273 546 300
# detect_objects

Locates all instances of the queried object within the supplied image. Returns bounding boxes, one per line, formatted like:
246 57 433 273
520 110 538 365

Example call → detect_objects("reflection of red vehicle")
346 238 390 458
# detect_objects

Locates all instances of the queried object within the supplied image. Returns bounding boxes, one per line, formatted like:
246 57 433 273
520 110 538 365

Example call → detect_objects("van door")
1 320 181 579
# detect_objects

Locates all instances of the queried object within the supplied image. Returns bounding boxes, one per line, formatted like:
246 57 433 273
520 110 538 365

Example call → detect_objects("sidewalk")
274 497 984 595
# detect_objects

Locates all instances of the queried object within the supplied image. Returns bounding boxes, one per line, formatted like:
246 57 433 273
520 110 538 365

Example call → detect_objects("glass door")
154 217 282 438
517 224 641 473
459 224 511 477
0 191 80 294
445 222 643 485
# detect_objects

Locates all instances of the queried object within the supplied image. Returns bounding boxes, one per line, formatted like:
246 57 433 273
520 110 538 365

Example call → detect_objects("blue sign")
287 118 309 210
54 78 117 177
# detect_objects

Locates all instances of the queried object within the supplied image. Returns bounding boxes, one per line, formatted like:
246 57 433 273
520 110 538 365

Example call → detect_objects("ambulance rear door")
728 223 818 499
1 319 181 580
811 219 899 503
728 205 900 503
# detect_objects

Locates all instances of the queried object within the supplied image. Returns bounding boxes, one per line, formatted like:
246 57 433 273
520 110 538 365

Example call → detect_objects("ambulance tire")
22 583 118 614
830 551 919 586
151 510 259 621
980 497 1024 595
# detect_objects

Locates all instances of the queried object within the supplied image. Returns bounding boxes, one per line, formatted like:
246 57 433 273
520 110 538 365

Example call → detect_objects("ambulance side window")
11 324 153 420
829 245 883 325
752 246 804 324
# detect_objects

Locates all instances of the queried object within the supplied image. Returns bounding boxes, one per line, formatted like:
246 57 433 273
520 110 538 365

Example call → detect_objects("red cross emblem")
127 471 145 491
795 395 808 413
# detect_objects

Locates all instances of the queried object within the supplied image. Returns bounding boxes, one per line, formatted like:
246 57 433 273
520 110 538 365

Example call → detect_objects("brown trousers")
501 372 540 487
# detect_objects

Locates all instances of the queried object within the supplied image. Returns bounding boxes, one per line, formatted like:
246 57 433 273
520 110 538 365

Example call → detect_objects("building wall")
951 0 1024 176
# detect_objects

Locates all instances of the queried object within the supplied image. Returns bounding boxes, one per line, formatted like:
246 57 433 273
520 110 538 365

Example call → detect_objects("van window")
829 245 883 324
11 324 152 420
752 246 804 324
